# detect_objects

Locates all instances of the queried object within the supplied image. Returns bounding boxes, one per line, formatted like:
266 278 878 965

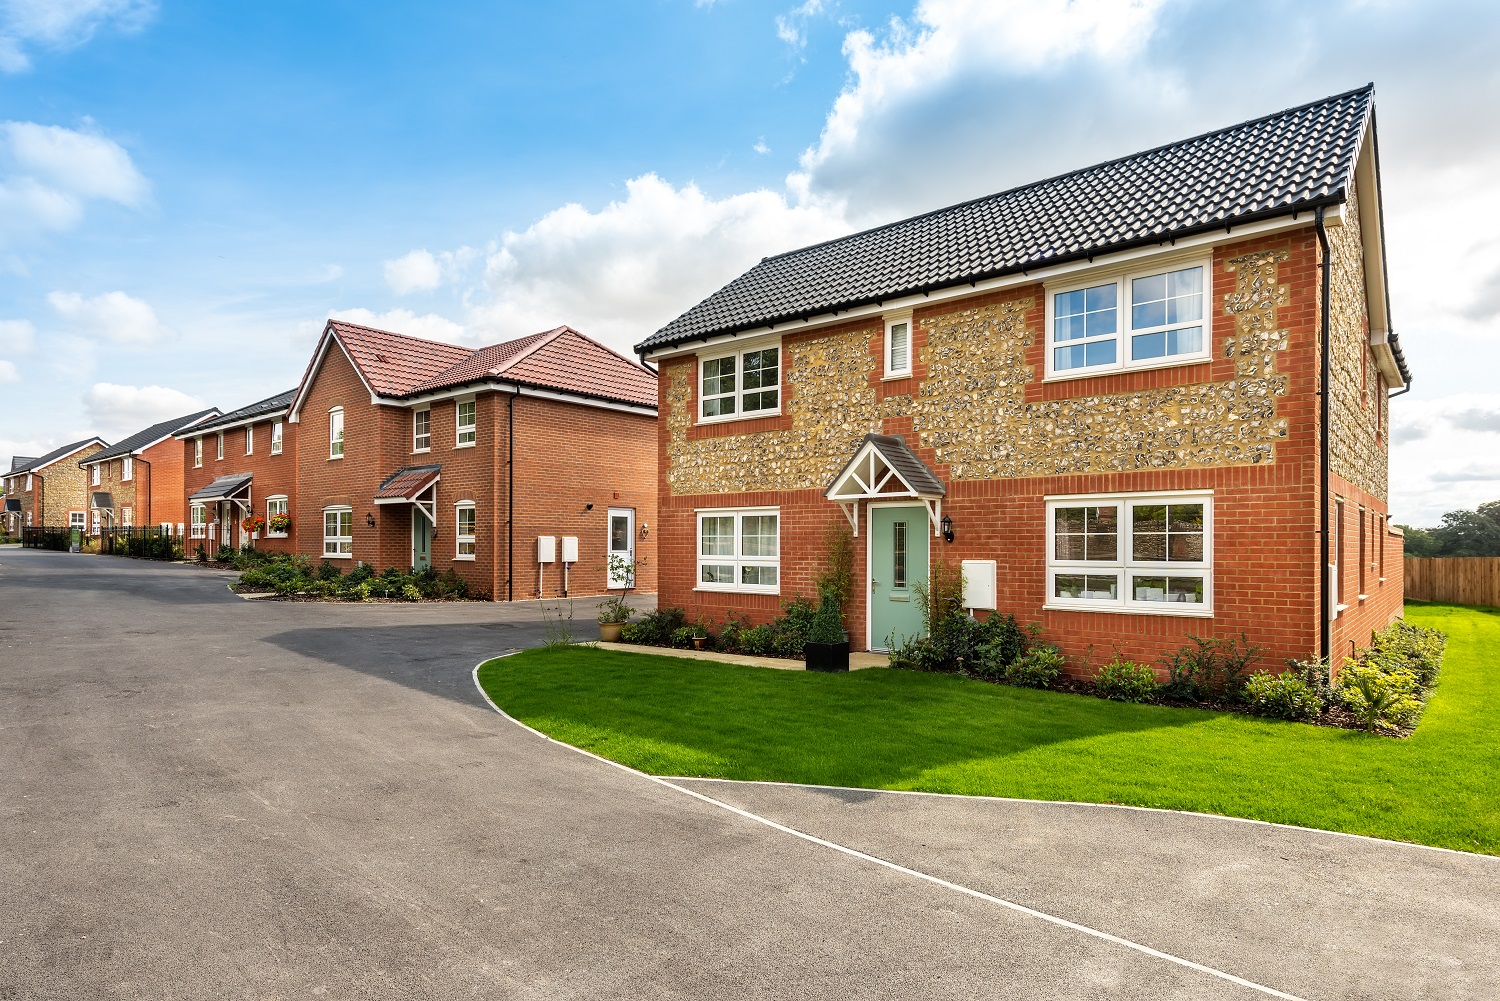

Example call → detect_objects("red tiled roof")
321 319 657 409
375 464 441 501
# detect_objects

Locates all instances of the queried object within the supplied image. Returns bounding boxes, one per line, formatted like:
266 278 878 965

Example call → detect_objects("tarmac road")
1 547 1495 999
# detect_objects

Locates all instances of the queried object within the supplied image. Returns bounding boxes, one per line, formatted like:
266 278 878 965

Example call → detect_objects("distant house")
4 438 109 533
286 320 659 599
636 85 1408 672
79 411 220 535
179 390 298 554
3 456 38 535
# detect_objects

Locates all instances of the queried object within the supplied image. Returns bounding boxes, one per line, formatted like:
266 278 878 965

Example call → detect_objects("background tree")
1400 499 1500 557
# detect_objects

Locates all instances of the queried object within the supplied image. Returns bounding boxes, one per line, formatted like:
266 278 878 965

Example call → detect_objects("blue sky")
3 0 1499 523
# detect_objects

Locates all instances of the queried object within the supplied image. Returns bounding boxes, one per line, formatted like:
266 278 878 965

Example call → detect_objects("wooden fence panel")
1404 557 1500 607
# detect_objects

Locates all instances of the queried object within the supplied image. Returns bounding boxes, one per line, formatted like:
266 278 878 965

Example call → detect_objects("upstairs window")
700 344 780 420
216 433 224 461
885 315 912 378
329 407 345 459
25 473 32 491
245 426 254 455
91 464 101 486
193 438 203 468
271 421 283 455
122 457 133 480
1048 261 1210 378
456 400 476 447
414 409 431 451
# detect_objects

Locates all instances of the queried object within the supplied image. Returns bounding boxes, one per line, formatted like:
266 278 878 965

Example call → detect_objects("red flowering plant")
242 515 266 534
268 513 292 534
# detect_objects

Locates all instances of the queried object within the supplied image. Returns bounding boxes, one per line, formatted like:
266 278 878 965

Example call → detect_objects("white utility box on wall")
537 536 556 563
561 536 579 563
961 559 997 611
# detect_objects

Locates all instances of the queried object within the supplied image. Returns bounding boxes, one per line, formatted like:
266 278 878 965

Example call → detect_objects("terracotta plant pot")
599 622 623 642
691 636 707 651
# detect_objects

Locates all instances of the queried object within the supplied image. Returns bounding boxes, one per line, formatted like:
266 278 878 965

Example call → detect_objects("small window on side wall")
456 502 476 559
329 408 345 459
414 409 431 451
885 316 912 378
271 421 284 455
456 400 476 447
193 438 203 468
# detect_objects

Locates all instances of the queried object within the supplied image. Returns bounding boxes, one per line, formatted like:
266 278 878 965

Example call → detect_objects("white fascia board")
376 381 656 417
288 329 378 423
176 409 289 439
641 211 1331 363
42 440 108 470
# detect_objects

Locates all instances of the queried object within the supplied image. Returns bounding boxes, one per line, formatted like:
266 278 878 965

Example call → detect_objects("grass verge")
476 602 1500 855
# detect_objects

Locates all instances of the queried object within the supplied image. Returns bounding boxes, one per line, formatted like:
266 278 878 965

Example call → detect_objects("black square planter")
805 640 850 673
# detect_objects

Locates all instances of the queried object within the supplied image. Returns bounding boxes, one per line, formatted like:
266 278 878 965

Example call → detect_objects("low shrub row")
620 597 831 659
235 552 474 601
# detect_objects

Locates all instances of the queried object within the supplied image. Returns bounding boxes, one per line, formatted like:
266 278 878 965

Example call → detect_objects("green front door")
412 509 432 570
869 505 929 651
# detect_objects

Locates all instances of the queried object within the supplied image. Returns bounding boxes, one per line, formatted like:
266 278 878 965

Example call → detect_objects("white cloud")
0 359 17 383
753 138 771 156
82 382 203 438
1391 394 1500 524
466 173 847 353
0 318 33 352
327 307 468 345
48 290 168 344
0 121 148 242
0 0 156 73
775 0 825 51
382 246 475 294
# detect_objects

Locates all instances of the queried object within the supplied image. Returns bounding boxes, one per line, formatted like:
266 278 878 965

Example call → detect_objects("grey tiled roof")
828 434 946 498
189 390 296 435
10 456 37 472
90 410 220 462
640 85 1376 354
190 474 253 502
13 438 107 474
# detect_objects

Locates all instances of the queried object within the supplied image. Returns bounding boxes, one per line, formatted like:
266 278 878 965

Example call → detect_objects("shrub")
351 581 373 601
806 591 845 646
400 583 422 602
1004 644 1065 688
215 544 236 563
317 560 342 582
1362 620 1446 690
738 623 776 657
669 626 696 649
1159 633 1261 702
915 560 965 636
596 595 632 624
1337 661 1422 732
715 611 750 652
772 596 819 658
1095 657 1159 702
621 606 686 646
1243 670 1325 721
1285 657 1334 700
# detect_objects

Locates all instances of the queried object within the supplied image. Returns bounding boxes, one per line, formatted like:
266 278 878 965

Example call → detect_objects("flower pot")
805 640 850 673
599 622 623 642
691 635 707 651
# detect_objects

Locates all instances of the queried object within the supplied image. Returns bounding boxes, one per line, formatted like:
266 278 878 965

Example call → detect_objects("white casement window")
25 473 32 491
216 433 224 461
121 506 133 528
266 496 289 537
884 314 912 378
696 508 780 593
699 343 780 421
1046 260 1210 379
323 506 353 557
414 409 431 452
1046 492 1213 616
69 511 86 530
455 502 476 559
455 399 476 447
122 457 133 480
91 464 101 486
329 407 345 459
91 511 101 535
190 504 207 539
193 438 203 468
270 421 284 455
245 426 254 455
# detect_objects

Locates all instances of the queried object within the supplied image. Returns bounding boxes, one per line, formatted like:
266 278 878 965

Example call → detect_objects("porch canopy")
90 492 113 510
824 433 945 536
5 499 21 513
189 474 253 514
374 464 440 524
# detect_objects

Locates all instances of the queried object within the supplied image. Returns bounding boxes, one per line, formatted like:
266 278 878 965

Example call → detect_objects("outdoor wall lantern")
366 512 376 528
639 523 650 538
940 514 955 544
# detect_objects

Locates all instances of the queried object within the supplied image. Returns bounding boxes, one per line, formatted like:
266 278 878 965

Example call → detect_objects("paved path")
1 548 1496 999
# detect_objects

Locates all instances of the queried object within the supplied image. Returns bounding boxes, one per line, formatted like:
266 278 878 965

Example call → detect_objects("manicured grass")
477 603 1500 854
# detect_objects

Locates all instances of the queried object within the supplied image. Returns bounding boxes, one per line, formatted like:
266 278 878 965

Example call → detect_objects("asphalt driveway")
1 547 1495 999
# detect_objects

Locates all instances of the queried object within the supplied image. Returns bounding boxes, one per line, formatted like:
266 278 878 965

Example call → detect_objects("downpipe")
1315 206 1333 664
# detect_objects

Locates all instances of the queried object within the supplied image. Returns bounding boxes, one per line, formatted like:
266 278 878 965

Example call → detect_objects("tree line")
1399 500 1500 557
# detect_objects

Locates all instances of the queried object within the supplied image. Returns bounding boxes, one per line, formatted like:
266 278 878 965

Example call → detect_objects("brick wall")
183 417 299 553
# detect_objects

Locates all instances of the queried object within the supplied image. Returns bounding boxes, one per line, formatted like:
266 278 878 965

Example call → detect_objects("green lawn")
477 603 1500 855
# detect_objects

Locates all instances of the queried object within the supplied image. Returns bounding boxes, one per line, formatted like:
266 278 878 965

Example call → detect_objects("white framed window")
193 438 203 468
25 473 32 491
69 511 86 530
266 496 289 538
270 421 284 455
121 506 133 528
216 433 224 461
455 501 476 559
245 426 254 455
884 314 912 378
1045 492 1213 616
699 342 780 421
91 464 101 486
323 506 353 557
695 508 779 593
92 511 101 535
190 504 207 539
1046 259 1211 379
122 457 133 480
455 399 476 447
329 407 345 459
414 408 431 452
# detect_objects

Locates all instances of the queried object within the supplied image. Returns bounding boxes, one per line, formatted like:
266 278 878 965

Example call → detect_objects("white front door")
607 508 634 587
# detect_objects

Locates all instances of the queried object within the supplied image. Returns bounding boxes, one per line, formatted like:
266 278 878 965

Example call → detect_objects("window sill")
328 455 344 461
1043 602 1214 618
323 553 353 560
453 555 476 562
1043 353 1212 384
413 447 431 454
266 532 288 539
1358 594 1369 602
693 585 780 596
695 409 781 428
271 450 283 457
454 442 476 450
881 372 913 382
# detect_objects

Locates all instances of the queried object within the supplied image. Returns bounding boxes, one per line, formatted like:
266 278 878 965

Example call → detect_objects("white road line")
470 658 1309 1001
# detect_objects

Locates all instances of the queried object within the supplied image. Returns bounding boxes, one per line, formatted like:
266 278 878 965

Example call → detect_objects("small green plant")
400 583 422 601
1337 661 1422 732
806 591 845 646
738 623 777 656
914 560 966 636
352 581 373 601
596 595 633 625
1243 670 1325 721
1003 644 1065 688
541 600 576 649
1159 633 1261 702
620 606 686 645
1094 656 1159 702
815 521 855 619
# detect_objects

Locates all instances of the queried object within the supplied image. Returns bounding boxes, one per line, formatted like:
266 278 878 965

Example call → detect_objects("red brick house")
179 390 298 554
636 85 1409 673
79 410 219 536
287 320 659 599
5 438 109 534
